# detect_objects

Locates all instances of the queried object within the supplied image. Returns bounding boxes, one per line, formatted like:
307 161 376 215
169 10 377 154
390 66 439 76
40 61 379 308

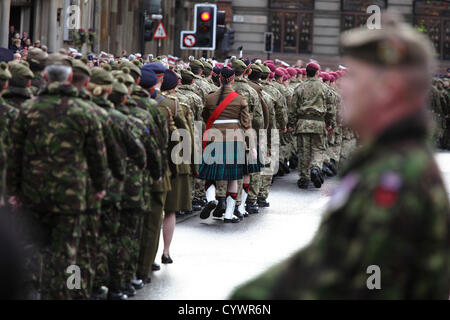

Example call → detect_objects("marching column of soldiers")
0 38 449 299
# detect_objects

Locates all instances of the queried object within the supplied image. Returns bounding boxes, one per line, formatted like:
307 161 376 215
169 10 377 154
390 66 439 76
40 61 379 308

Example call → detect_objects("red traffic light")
200 12 211 21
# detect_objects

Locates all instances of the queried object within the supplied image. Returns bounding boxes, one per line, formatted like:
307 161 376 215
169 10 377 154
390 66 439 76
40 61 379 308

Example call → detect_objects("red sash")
202 91 239 150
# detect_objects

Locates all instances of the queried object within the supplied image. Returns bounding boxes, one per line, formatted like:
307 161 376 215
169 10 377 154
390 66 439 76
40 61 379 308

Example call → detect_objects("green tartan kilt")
199 141 246 181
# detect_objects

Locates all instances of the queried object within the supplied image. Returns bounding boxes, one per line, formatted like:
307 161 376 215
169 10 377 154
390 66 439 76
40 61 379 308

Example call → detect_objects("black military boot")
213 197 226 218
297 179 309 189
122 283 136 297
311 168 323 189
192 199 203 212
246 201 260 214
91 286 108 300
329 159 338 175
257 197 270 208
184 210 193 215
131 279 144 290
322 163 334 177
107 291 128 300
200 201 217 220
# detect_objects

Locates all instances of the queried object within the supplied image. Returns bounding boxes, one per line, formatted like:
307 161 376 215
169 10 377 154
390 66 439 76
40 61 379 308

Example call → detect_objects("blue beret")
144 62 167 75
161 69 179 91
140 64 158 88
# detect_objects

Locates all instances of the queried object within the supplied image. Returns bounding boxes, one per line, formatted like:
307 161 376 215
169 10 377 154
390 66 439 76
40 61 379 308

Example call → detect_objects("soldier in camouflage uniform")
202 60 219 92
26 48 47 95
8 54 108 300
246 63 270 210
271 67 293 175
232 59 263 216
174 68 206 211
190 59 215 102
291 62 335 189
232 11 450 299
257 63 287 207
2 62 34 110
113 65 162 296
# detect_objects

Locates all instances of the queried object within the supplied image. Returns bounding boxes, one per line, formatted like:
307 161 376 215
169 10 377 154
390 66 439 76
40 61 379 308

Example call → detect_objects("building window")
341 0 387 31
413 0 450 60
269 1 314 54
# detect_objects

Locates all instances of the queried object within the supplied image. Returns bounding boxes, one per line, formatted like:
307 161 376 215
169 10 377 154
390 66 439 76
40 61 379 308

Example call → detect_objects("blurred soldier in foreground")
231 11 450 299
8 54 108 299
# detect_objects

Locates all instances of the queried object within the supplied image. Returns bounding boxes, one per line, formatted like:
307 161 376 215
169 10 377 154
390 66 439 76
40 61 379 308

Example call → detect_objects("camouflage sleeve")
84 114 108 192
134 117 162 181
7 109 27 196
0 139 6 199
289 87 302 128
102 118 126 181
124 119 147 170
324 89 336 128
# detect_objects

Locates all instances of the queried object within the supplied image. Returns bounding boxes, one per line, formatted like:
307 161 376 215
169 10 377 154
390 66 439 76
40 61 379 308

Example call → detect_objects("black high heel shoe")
162 253 173 264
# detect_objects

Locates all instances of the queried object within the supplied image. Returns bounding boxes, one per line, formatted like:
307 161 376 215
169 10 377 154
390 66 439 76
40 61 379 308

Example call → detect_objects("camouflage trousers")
297 133 327 182
215 180 228 198
247 173 262 203
327 127 343 165
192 177 206 202
75 208 100 299
39 213 81 300
119 208 143 284
92 204 126 292
339 137 357 165
258 173 273 200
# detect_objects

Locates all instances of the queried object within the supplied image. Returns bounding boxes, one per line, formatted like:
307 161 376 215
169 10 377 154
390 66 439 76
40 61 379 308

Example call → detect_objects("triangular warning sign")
153 21 168 39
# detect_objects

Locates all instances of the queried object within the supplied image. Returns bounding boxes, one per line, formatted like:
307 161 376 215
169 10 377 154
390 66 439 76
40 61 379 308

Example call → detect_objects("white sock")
238 190 248 214
224 196 236 219
205 184 216 203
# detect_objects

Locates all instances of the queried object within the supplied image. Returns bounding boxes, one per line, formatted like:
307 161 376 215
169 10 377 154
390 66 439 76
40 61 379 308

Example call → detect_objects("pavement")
133 151 450 300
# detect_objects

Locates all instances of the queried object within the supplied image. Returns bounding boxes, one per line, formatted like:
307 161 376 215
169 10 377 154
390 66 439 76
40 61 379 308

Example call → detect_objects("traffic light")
195 4 217 49
264 32 273 53
143 18 154 42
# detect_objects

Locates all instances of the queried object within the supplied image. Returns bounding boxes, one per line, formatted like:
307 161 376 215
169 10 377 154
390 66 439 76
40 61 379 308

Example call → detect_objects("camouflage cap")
340 10 435 68
250 63 263 73
120 60 141 77
116 67 135 86
9 62 34 80
260 64 271 76
72 59 91 77
202 61 213 71
190 59 204 70
46 53 72 67
90 67 114 85
112 75 129 95
27 47 48 66
0 62 12 80
180 68 195 78
231 59 247 72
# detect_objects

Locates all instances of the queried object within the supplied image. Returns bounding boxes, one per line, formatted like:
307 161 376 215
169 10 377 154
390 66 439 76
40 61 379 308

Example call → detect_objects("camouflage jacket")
126 95 162 182
233 78 264 131
291 78 335 134
261 81 288 131
9 83 108 214
30 72 46 96
92 95 146 206
232 113 450 299
131 85 167 177
176 84 204 123
2 86 33 110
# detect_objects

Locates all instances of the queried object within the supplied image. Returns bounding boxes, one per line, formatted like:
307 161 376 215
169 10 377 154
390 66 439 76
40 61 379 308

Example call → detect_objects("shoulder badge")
373 171 403 209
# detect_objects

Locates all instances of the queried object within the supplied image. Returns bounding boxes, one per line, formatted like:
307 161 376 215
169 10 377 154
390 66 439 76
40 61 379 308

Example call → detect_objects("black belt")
299 114 325 121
